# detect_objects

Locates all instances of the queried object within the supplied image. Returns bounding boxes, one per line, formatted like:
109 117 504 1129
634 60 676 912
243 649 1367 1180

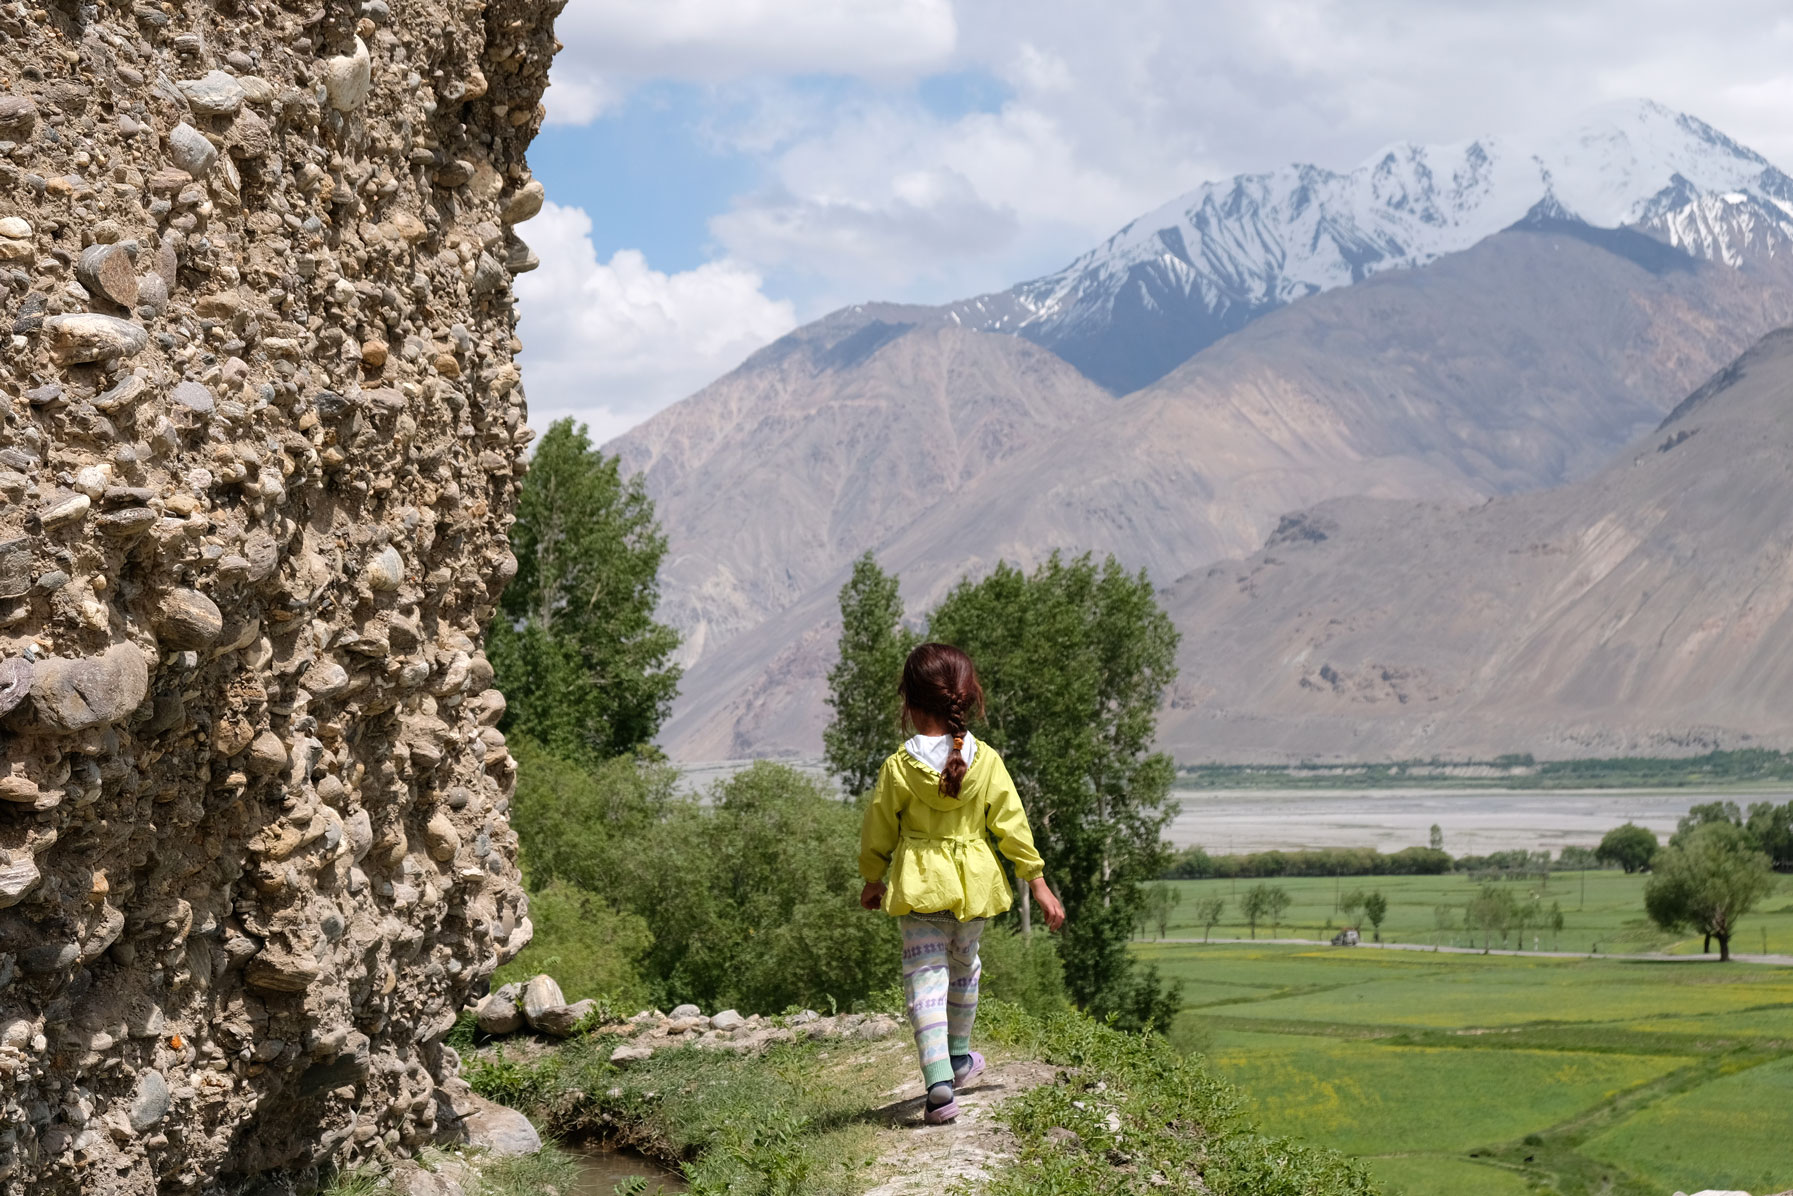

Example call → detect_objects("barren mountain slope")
607 318 1112 667
658 226 1793 760
1158 327 1793 762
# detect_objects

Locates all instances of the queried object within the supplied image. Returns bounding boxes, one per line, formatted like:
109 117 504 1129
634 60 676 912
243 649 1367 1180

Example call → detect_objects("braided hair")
898 643 986 797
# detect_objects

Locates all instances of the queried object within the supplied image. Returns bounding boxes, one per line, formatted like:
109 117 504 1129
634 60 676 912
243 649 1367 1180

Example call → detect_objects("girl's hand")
1031 877 1066 931
860 881 887 911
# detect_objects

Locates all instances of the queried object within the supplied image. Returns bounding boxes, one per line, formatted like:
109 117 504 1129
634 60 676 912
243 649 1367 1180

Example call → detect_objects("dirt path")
858 1058 1057 1196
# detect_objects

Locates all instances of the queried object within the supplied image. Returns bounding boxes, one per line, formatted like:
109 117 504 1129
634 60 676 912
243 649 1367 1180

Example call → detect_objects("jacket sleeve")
858 758 902 883
984 753 1045 882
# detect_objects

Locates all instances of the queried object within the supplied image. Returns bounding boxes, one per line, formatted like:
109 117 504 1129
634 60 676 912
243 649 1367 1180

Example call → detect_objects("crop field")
1152 870 1793 955
1134 941 1793 1196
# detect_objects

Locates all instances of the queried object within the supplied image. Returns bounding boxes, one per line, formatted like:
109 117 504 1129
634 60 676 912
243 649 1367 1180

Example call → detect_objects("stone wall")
0 0 561 1190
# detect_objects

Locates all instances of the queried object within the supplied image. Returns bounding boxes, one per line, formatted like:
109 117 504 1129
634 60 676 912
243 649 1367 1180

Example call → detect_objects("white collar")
903 731 977 773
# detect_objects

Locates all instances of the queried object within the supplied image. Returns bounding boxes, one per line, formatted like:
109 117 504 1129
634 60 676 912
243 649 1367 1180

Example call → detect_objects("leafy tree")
616 762 902 1009
1363 891 1389 942
928 552 1180 1029
1429 824 1444 851
507 737 679 895
1195 896 1226 942
490 419 681 761
1241 885 1272 940
1136 883 1181 940
1644 822 1778 961
1595 823 1659 874
1745 800 1793 868
1548 900 1565 950
1266 885 1292 936
1339 888 1366 926
1556 845 1600 871
1673 801 1743 846
823 553 918 798
1465 884 1520 951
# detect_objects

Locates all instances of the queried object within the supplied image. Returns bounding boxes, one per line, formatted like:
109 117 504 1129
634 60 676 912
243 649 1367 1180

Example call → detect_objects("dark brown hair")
898 642 986 797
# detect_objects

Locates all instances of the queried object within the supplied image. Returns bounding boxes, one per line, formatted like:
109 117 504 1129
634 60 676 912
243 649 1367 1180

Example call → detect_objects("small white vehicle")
1331 928 1360 947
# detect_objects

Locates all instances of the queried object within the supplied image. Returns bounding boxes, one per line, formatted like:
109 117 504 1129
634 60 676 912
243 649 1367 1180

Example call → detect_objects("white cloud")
513 203 798 446
545 0 957 124
687 1 1793 303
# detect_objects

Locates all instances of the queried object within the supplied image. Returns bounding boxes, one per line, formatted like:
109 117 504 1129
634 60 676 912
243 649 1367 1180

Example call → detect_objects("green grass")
1148 870 1793 955
1137 940 1793 1196
1208 1028 1688 1154
1367 1155 1534 1196
1581 1055 1793 1194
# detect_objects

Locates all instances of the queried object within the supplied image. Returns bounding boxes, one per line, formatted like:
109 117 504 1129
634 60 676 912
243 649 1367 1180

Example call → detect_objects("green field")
1135 941 1793 1196
1152 871 1793 956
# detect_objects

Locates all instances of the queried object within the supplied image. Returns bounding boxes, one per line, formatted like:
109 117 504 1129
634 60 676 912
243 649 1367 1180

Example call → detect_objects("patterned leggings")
900 915 984 1088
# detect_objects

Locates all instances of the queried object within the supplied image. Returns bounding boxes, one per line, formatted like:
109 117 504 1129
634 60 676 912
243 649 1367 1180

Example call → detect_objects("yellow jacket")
858 742 1045 921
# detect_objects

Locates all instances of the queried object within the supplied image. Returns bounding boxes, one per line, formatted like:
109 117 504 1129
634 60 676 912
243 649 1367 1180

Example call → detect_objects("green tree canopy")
927 552 1181 1029
490 419 681 762
1644 822 1777 961
1595 823 1659 874
1363 891 1389 941
823 553 918 798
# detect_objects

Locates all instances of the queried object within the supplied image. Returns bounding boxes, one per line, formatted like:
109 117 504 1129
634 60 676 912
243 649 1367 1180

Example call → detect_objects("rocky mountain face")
648 224 1793 761
1156 326 1793 761
611 312 1113 670
954 99 1793 394
611 101 1793 764
0 1 556 1191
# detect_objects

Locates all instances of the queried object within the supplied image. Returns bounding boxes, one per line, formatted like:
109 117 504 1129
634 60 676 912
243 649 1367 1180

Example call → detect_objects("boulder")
473 992 521 1036
530 999 596 1038
709 1009 746 1032
457 1092 540 1156
669 1003 701 1019
520 973 564 1027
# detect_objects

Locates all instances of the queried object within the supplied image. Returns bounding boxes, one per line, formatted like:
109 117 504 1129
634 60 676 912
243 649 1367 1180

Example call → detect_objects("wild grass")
972 1002 1374 1196
463 1001 1372 1196
465 1032 881 1196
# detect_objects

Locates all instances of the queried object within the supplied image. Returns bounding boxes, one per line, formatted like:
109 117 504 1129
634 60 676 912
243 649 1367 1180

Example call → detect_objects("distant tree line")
1162 845 1452 879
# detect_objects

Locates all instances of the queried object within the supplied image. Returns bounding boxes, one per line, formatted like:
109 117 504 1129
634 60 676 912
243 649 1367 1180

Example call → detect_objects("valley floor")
1138 937 1793 1196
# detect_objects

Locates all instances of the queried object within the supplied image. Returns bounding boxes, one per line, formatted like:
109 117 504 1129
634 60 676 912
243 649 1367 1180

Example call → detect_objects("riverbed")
1163 787 1784 855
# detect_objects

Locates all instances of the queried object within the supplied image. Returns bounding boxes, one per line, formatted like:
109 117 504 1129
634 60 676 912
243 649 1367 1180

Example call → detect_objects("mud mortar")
0 0 562 1190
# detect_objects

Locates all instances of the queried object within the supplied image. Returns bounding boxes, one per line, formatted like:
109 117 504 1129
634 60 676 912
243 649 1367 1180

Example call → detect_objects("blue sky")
513 0 1793 447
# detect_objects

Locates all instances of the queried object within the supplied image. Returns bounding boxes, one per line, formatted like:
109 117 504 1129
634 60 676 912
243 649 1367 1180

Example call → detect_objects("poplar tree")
490 419 681 762
823 553 917 798
928 552 1181 1029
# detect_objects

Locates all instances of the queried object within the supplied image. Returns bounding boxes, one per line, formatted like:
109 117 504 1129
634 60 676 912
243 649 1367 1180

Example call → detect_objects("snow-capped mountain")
954 100 1793 393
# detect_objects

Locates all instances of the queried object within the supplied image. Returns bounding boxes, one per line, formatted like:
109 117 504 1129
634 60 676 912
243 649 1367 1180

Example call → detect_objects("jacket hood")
895 745 990 812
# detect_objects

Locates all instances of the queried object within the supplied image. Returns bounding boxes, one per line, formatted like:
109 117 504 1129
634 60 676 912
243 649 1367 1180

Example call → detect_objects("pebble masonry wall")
0 0 562 1190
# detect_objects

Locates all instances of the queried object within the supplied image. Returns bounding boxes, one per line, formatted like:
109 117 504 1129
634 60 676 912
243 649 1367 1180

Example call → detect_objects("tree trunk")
1703 934 1711 953
1718 933 1730 962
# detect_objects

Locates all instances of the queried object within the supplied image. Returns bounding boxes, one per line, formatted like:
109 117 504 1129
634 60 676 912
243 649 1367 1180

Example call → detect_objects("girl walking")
858 643 1066 1124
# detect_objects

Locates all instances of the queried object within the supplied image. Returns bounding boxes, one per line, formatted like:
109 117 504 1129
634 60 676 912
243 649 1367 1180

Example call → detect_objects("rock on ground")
0 1 560 1192
456 1093 543 1157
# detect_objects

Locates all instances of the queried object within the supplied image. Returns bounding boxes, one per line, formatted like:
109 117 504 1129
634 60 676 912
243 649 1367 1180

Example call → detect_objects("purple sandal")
924 1082 959 1124
953 1051 986 1089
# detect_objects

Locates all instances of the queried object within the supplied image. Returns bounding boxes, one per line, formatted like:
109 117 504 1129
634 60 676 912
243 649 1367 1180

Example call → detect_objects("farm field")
1134 941 1793 1196
1153 870 1793 956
